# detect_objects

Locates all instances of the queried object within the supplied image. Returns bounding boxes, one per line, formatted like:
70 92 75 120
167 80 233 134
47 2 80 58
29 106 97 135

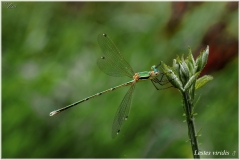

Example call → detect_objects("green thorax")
138 71 151 78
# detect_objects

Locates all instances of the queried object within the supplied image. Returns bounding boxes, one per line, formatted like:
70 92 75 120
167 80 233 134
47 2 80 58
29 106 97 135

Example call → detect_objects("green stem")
182 91 200 158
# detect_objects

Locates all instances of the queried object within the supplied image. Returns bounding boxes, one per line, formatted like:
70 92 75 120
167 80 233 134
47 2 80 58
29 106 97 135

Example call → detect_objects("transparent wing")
112 83 136 138
97 56 130 77
97 34 135 78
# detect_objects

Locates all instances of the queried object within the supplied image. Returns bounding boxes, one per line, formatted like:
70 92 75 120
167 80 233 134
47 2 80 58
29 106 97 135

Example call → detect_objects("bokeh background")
2 2 238 158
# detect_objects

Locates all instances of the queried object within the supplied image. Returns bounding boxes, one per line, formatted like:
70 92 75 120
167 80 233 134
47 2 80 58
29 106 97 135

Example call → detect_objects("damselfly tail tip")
49 110 58 116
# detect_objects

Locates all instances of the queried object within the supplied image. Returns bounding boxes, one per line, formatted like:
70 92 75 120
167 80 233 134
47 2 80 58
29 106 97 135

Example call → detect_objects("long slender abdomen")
49 80 134 116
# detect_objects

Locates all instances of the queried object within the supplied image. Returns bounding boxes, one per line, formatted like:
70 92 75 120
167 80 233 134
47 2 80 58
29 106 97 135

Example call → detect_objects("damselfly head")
150 70 159 77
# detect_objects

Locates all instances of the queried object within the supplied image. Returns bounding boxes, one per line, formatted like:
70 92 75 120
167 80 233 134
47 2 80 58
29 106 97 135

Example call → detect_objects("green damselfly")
50 34 168 138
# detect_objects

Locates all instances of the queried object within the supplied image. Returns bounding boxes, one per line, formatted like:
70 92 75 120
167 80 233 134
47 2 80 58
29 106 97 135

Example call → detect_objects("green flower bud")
161 61 184 91
184 72 200 90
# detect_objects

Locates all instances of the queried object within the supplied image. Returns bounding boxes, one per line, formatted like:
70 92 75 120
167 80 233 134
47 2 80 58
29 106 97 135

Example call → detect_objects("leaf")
184 72 200 90
195 75 213 90
188 46 196 67
186 47 196 76
186 59 194 77
177 57 189 85
196 46 209 72
195 52 203 72
179 60 190 79
172 59 180 77
161 61 184 91
201 45 209 70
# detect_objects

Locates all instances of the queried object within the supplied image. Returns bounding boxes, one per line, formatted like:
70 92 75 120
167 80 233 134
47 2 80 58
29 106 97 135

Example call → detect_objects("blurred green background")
2 2 238 158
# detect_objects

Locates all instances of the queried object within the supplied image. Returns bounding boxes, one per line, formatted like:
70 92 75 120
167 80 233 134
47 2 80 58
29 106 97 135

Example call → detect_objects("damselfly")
50 33 168 138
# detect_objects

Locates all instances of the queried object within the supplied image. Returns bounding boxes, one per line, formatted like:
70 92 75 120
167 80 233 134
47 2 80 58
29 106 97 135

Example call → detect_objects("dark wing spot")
101 56 105 59
117 130 120 134
103 33 107 37
125 116 128 120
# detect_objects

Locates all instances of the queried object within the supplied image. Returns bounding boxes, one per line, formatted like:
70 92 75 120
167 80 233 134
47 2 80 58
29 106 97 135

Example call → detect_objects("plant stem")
182 91 200 158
